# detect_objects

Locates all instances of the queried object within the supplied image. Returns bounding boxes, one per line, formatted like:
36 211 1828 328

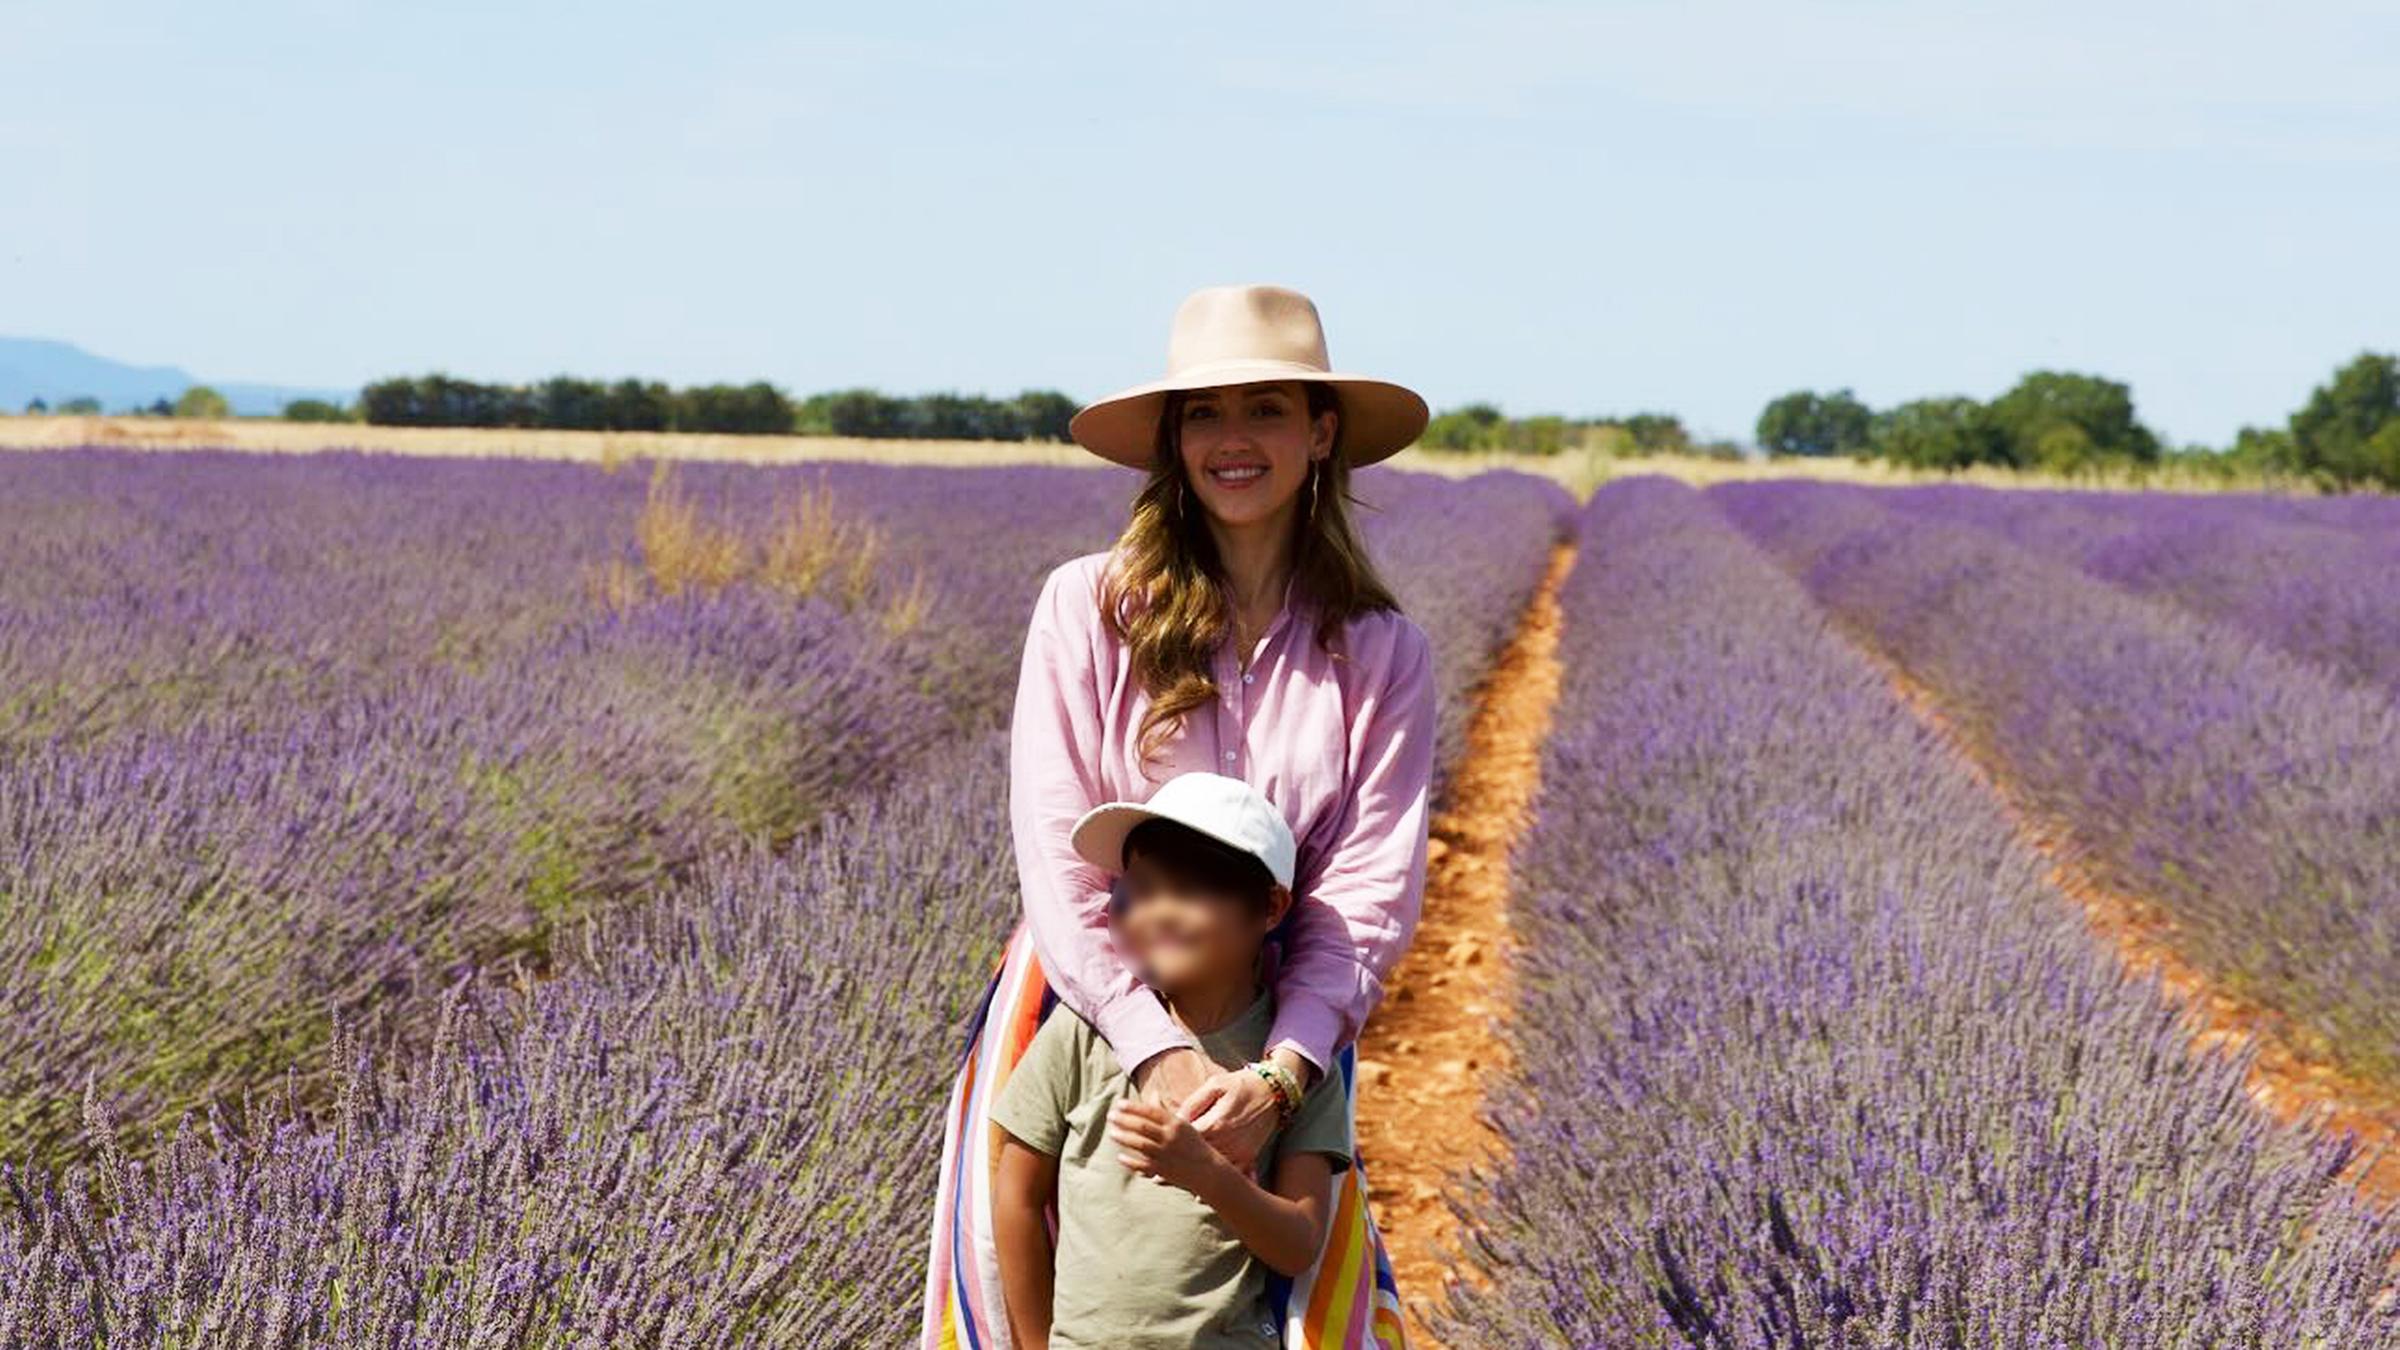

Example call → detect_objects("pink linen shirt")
1009 550 1437 1077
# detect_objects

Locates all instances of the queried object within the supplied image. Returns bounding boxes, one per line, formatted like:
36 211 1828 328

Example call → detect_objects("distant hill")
0 337 351 416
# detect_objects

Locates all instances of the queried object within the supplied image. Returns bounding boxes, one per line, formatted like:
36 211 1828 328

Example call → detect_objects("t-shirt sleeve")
988 1010 1088 1157
1275 1072 1354 1174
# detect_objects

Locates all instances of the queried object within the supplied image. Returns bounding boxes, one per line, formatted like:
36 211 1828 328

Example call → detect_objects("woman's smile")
1203 461 1270 489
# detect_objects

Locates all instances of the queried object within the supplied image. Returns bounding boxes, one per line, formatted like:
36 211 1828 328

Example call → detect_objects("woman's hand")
1129 1047 1213 1112
1108 1100 1229 1197
1182 1065 1285 1172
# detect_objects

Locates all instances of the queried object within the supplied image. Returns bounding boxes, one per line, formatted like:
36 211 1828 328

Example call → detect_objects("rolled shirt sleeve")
1009 559 1198 1076
1268 616 1437 1073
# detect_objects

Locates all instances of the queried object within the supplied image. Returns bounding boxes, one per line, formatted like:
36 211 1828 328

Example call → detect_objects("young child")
990 771 1351 1349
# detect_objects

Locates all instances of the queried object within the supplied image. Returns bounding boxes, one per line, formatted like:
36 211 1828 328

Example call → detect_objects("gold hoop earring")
1304 460 1324 528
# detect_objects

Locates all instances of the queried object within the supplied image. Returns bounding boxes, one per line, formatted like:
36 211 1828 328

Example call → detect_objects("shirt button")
1223 750 1237 763
1243 673 1255 684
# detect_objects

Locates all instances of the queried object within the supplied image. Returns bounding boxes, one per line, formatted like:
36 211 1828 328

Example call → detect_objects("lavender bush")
1351 467 1575 789
1880 483 2400 696
1444 478 2400 1347
0 760 1020 1347
1 584 940 1159
1715 480 2400 1084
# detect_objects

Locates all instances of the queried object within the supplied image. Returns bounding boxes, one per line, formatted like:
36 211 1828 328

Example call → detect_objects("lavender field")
0 447 1566 1342
1448 479 2398 1347
2 448 2394 1346
1714 480 2400 1085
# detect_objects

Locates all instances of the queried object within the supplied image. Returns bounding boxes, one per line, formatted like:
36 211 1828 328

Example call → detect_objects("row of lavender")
0 450 1137 752
0 449 1569 1342
1874 483 2400 696
1445 478 2398 1346
1715 480 2400 1086
2037 486 2400 539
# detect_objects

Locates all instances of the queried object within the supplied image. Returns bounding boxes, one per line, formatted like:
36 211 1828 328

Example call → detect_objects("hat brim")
1069 799 1291 888
1067 359 1430 470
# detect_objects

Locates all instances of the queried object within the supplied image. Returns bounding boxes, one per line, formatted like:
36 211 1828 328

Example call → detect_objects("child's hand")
1108 1099 1229 1196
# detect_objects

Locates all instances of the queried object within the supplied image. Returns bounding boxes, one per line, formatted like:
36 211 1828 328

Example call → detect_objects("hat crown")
1165 284 1332 377
1068 770 1298 891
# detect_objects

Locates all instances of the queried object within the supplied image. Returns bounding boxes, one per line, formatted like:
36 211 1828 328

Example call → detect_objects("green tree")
535 377 610 431
1010 390 1077 441
1756 388 1873 458
1421 403 1506 452
813 388 908 438
1621 413 1690 455
2288 352 2400 488
360 374 529 427
2363 421 2400 487
59 396 101 414
283 399 353 423
2225 424 2297 473
1986 371 2160 469
173 385 231 418
1868 397 2008 469
1511 414 1569 456
675 382 793 435
901 392 1018 440
603 379 673 431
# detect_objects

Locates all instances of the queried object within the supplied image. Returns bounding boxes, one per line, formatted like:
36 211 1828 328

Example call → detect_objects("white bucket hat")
1068 284 1430 469
1069 771 1297 890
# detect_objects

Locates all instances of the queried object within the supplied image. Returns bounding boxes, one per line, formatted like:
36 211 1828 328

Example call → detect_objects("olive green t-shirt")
989 992 1352 1350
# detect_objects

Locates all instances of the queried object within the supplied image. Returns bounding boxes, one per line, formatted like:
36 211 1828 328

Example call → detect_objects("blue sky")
5 0 2394 445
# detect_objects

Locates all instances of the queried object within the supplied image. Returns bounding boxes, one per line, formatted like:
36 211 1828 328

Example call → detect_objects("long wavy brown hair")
1097 382 1402 767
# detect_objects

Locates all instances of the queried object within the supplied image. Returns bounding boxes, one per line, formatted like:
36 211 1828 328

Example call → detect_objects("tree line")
1417 404 1742 460
20 387 232 418
1757 352 2400 488
343 375 1078 441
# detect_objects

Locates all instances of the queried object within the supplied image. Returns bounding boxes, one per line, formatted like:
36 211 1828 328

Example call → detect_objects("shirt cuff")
1093 985 1195 1077
1266 993 1343 1078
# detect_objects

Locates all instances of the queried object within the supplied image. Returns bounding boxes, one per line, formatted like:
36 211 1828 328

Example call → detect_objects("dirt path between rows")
1876 662 2400 1207
1354 543 1575 1346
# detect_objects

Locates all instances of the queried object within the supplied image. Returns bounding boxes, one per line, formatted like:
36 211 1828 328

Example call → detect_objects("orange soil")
1354 543 1575 1346
1878 663 2400 1207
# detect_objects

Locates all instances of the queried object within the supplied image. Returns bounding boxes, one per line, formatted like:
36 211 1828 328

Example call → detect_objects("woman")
922 284 1435 1349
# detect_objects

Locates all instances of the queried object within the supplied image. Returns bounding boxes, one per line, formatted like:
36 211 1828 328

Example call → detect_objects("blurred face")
1114 850 1291 997
1174 381 1338 530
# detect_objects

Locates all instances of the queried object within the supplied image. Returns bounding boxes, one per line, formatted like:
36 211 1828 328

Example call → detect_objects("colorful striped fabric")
919 922 1410 1349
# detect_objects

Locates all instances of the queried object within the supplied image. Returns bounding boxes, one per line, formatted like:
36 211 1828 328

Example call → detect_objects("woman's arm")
1107 1101 1336 1278
993 1137 1060 1349
1011 558 1201 1079
1184 620 1436 1160
1267 616 1437 1072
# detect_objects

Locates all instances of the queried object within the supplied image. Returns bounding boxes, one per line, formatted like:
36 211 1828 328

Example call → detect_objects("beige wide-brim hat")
1068 284 1430 469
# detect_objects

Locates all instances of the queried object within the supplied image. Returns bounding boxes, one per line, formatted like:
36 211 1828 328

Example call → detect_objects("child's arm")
993 1134 1060 1350
1107 1101 1335 1277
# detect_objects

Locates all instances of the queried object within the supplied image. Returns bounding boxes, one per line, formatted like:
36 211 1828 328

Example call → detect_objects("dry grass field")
0 414 2352 498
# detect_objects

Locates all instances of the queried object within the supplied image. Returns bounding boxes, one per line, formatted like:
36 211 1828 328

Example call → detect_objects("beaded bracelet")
1249 1060 1305 1121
